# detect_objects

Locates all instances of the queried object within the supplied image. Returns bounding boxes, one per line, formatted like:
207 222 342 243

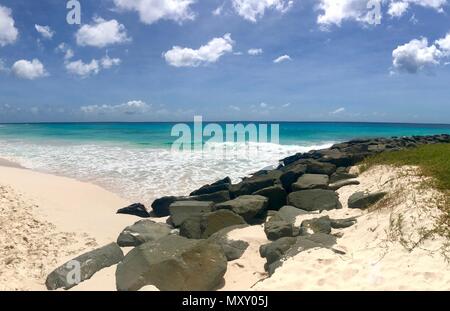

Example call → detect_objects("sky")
0 0 449 123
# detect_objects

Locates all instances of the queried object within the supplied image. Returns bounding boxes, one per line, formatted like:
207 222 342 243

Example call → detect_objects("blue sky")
0 0 449 123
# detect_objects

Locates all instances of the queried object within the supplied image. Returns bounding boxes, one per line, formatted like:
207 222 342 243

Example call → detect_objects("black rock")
253 185 287 210
279 164 307 192
117 203 150 218
208 225 249 261
230 174 277 198
215 195 269 223
264 220 295 241
328 179 360 191
190 177 231 196
301 216 332 234
348 191 388 209
330 217 357 229
117 220 173 247
179 210 246 239
276 206 311 223
287 190 342 212
292 174 329 191
329 171 358 183
169 201 214 227
116 236 227 291
46 243 124 290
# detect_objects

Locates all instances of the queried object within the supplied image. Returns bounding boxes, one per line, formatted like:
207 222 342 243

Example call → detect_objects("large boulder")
46 243 124 290
277 206 310 223
292 174 329 191
330 217 357 229
230 174 277 198
116 236 227 291
208 225 249 261
151 191 230 217
190 177 231 196
264 220 295 241
215 195 268 223
287 190 342 212
168 201 214 227
179 210 246 239
261 233 337 275
348 191 388 209
329 179 360 191
303 160 337 176
279 164 307 192
253 185 287 210
117 220 173 247
301 216 332 234
117 203 150 218
329 170 358 183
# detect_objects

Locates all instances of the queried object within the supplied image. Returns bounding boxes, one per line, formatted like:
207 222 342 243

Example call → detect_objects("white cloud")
213 4 225 16
436 33 450 55
57 43 75 60
260 102 268 108
231 0 293 22
11 59 47 80
316 0 381 27
392 37 443 73
101 55 122 68
113 0 196 24
282 103 291 108
273 54 292 63
66 59 100 77
331 107 346 114
35 24 55 39
76 17 130 48
81 100 151 115
0 5 19 46
65 54 121 78
229 105 241 111
388 1 410 17
388 0 447 18
248 48 263 55
163 33 234 67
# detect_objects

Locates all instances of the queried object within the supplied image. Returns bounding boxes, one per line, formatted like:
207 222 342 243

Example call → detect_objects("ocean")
1 122 449 204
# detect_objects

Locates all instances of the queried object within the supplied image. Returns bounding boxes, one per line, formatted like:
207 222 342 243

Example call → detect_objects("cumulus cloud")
273 54 292 63
229 105 241 111
113 0 196 24
163 33 234 67
248 48 263 55
81 100 151 115
231 0 293 22
316 0 447 27
11 59 48 80
392 37 443 73
65 59 100 77
0 5 19 46
388 0 447 18
35 24 55 39
76 17 130 48
436 33 450 55
316 0 382 27
65 55 121 77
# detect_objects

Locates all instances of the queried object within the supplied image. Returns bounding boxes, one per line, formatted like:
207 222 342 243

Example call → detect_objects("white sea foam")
0 140 333 204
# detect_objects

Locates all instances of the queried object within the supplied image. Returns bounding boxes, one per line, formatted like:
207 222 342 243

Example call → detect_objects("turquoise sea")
1 122 449 203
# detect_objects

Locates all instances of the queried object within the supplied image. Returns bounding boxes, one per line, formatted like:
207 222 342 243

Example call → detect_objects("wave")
0 140 334 204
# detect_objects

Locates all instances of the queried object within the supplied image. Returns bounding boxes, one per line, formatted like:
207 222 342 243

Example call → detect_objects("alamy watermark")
171 116 280 159
66 0 81 25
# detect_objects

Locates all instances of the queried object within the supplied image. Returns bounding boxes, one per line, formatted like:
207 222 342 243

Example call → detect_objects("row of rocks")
45 134 449 291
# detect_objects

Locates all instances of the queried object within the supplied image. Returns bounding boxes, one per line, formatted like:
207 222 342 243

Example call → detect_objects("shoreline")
1 134 449 291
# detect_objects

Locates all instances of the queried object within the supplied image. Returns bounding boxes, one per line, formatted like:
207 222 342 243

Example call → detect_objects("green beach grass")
361 143 450 254
361 143 450 193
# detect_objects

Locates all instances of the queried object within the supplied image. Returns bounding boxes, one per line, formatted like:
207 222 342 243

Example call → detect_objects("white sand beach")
0 163 136 290
1 160 449 291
